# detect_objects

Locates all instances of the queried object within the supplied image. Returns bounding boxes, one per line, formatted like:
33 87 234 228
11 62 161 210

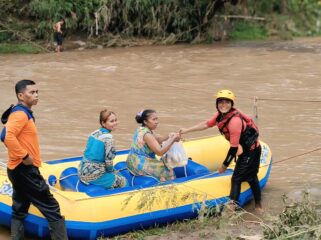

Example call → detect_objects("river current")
0 37 320 239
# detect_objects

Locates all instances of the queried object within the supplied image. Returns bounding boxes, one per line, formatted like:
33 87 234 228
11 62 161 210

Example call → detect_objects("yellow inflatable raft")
0 135 272 239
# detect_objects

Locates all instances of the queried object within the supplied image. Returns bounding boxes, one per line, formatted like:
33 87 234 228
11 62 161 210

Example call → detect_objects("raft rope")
155 145 321 202
0 146 320 176
0 161 6 168
251 98 321 103
260 146 321 168
131 175 160 186
0 146 320 204
155 146 321 208
0 162 6 176
127 78 321 104
58 173 83 192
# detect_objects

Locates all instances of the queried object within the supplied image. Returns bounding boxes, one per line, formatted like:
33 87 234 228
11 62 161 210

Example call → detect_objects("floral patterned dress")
78 128 128 189
126 127 175 181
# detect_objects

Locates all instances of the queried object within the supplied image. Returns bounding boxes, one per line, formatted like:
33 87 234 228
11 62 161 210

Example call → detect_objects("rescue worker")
1 79 68 239
179 90 263 212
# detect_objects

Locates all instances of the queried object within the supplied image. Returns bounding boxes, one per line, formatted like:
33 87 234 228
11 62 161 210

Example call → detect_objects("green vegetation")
0 43 42 54
0 31 12 42
121 185 202 212
105 191 321 240
0 0 320 52
229 22 268 40
263 191 321 239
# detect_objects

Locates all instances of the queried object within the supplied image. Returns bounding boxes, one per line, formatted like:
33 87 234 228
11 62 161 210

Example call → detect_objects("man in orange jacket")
1 79 68 240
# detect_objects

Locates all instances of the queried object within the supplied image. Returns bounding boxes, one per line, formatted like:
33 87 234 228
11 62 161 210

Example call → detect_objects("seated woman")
78 109 128 189
126 109 181 182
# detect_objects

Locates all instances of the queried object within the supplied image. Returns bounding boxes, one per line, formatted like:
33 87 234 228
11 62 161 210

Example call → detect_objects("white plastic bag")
163 141 188 169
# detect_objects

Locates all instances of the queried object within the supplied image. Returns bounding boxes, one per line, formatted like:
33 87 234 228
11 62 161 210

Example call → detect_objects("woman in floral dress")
126 109 181 182
78 109 128 189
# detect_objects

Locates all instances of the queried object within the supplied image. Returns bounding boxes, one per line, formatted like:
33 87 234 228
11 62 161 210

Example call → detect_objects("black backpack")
1 104 14 124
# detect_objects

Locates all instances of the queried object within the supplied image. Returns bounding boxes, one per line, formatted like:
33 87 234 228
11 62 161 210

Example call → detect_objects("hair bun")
135 109 155 126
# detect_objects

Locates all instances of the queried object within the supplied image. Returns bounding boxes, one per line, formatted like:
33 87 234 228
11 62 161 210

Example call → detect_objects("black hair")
135 109 156 126
216 98 234 111
15 79 36 95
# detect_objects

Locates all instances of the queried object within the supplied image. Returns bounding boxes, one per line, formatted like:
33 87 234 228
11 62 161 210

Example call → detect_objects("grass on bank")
0 42 42 54
229 22 268 41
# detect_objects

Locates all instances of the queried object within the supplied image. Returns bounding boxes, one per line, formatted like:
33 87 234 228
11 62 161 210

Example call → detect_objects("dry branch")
214 15 265 21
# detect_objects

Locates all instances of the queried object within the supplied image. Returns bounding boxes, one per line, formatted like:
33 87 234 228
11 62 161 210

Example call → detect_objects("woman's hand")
169 132 176 138
169 132 181 142
237 144 243 156
179 128 187 135
218 164 227 174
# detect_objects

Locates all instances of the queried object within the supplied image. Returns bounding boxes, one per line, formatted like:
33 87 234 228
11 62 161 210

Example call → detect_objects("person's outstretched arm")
179 121 209 135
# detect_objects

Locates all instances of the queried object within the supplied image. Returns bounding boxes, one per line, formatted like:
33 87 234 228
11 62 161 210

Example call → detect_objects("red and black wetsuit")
207 108 261 205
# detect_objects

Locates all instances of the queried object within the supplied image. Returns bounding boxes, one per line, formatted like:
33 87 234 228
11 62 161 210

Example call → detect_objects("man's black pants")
7 163 63 222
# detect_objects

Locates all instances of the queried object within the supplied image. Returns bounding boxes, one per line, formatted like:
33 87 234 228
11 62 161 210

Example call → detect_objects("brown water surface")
0 37 321 239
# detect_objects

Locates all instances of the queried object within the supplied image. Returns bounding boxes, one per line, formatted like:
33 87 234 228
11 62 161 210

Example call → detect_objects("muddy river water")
0 37 320 239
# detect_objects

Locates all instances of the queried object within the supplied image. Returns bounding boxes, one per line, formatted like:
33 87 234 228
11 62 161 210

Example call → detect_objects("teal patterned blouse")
78 128 116 183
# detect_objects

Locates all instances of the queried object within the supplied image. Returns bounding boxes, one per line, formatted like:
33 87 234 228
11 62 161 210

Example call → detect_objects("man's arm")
4 111 33 164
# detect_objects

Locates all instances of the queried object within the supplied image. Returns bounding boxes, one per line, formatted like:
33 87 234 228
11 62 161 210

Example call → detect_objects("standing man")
53 19 65 52
1 80 68 239
179 90 263 212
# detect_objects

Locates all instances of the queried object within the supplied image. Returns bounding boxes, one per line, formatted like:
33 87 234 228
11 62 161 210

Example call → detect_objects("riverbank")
1 1 320 54
2 34 321 55
106 191 321 240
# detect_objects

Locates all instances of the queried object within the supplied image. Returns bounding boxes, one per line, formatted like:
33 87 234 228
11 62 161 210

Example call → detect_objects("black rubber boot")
48 217 68 240
11 217 24 240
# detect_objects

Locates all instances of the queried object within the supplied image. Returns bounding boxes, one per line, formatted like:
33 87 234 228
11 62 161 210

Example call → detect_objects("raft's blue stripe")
0 202 51 237
47 149 130 164
1 156 272 240
0 196 227 239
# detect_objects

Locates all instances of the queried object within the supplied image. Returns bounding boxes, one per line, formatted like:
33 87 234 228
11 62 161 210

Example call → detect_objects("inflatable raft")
0 135 272 239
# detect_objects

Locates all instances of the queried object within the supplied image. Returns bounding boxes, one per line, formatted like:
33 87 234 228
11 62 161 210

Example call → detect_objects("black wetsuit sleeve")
223 147 238 167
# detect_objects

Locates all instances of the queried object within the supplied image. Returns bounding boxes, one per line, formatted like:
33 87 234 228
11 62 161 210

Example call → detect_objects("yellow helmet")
216 89 235 103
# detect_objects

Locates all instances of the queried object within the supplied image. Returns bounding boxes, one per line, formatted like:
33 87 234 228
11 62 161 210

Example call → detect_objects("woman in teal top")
78 109 128 189
126 109 181 182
